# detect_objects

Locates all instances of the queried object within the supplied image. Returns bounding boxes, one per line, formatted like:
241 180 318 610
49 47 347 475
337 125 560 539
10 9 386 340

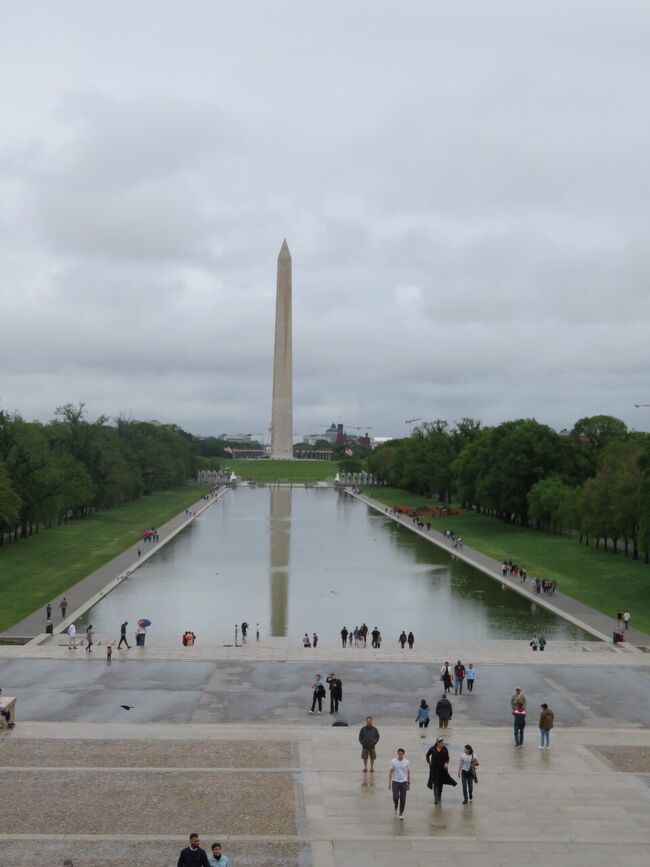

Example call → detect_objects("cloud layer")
1 1 649 437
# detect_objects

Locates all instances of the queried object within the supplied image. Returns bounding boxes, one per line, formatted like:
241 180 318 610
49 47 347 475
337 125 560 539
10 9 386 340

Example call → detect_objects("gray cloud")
1 0 650 439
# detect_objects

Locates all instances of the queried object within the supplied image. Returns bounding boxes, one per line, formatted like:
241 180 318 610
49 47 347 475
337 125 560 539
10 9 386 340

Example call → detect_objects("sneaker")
399 813 405 820
539 745 545 749
462 799 468 804
469 794 472 800
309 710 314 714
394 809 399 817
318 710 322 714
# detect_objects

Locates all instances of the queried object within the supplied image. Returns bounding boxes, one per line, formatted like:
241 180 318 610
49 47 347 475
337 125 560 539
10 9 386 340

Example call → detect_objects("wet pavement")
2 658 649 728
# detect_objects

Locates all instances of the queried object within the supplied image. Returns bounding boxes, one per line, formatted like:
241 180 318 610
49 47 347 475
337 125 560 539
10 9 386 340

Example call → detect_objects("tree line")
0 404 200 546
366 414 650 562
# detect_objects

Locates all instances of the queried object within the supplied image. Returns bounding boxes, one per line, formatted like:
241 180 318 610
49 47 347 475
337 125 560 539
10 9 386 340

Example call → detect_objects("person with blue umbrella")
136 619 151 646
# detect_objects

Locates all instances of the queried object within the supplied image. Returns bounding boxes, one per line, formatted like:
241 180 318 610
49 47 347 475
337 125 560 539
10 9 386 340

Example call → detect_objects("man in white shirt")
388 748 411 819
67 622 77 649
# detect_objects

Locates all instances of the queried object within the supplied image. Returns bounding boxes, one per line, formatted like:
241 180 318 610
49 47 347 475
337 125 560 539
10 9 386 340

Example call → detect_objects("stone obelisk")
270 239 293 459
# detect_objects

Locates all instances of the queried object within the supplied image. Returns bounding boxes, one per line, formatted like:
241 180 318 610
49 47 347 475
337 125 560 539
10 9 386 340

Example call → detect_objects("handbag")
471 755 479 784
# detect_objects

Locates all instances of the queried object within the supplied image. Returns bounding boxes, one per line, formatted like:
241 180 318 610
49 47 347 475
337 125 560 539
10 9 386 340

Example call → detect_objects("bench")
0 696 16 729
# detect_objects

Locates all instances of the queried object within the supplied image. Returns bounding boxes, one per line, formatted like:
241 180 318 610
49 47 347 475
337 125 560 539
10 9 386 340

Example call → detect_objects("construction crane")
405 417 423 425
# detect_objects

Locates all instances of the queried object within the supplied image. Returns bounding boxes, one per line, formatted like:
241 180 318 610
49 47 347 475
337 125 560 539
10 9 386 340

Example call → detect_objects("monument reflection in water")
77 487 592 641
269 486 290 636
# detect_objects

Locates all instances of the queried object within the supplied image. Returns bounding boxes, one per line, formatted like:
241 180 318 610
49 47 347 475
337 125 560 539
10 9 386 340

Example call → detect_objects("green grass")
228 459 336 482
364 487 650 635
0 485 209 632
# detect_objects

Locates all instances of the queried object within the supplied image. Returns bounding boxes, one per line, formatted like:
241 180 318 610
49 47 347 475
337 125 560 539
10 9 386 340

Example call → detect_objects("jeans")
454 677 464 694
540 728 550 747
311 693 323 712
432 783 442 803
418 720 429 728
118 635 130 649
467 678 474 692
461 769 474 801
330 695 339 713
392 781 407 814
514 717 526 745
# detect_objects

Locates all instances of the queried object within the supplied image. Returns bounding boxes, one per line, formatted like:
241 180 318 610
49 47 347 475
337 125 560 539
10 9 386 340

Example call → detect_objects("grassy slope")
364 487 650 634
228 459 335 482
0 485 209 631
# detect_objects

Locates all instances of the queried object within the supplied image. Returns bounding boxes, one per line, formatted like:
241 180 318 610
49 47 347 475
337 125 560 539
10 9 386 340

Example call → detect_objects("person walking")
458 744 479 804
371 626 380 648
207 842 231 866
426 737 457 804
466 664 476 692
341 626 349 648
440 662 453 694
435 693 452 728
388 748 411 819
59 597 68 619
303 633 311 648
511 687 527 747
310 674 325 714
539 635 547 652
312 632 319 648
46 602 52 620
326 673 342 714
415 699 430 737
454 660 466 695
530 635 538 651
398 631 407 649
85 624 94 653
118 621 131 649
67 622 76 649
177 833 210 866
623 612 630 631
407 631 415 649
359 715 380 772
241 622 248 641
539 703 554 749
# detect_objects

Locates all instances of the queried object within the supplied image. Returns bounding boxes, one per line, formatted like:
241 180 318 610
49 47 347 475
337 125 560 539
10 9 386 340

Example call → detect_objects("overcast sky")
1 1 649 440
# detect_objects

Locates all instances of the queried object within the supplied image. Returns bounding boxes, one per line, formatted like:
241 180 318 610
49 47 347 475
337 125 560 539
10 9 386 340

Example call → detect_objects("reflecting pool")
78 488 592 640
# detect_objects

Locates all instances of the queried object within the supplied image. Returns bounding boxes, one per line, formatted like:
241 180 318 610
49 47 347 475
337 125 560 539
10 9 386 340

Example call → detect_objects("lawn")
0 484 209 632
228 459 336 482
364 487 650 635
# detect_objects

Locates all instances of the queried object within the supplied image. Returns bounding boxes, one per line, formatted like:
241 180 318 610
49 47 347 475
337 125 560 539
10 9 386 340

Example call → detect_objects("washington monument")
270 239 293 459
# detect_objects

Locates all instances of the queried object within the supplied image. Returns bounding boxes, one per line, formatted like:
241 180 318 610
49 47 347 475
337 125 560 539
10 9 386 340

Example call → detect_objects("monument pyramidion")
270 239 293 459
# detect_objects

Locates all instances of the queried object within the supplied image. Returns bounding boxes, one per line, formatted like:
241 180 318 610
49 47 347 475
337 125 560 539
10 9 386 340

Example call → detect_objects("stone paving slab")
0 839 309 867
0 768 297 835
0 738 293 768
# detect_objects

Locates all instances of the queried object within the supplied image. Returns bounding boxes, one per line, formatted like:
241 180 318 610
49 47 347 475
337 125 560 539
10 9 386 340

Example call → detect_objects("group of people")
310 672 342 713
182 631 197 647
141 527 159 544
340 624 385 648
359 716 479 817
444 530 463 548
439 660 476 694
398 630 415 649
303 632 319 647
501 560 558 595
529 634 547 651
511 687 555 748
177 834 231 866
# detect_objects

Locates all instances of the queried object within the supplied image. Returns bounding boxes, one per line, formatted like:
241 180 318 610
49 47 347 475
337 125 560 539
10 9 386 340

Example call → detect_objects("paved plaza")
1 641 649 866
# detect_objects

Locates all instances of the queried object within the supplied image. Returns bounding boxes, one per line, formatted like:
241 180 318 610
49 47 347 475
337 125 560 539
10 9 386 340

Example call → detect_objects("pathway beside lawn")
352 489 650 648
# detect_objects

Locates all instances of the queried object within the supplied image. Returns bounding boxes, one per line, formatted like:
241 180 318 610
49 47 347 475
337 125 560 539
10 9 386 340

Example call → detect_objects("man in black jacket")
435 694 453 728
177 833 210 867
326 673 342 713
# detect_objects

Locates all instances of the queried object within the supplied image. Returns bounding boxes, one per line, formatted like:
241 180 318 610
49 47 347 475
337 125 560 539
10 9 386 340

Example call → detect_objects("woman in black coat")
426 737 457 804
